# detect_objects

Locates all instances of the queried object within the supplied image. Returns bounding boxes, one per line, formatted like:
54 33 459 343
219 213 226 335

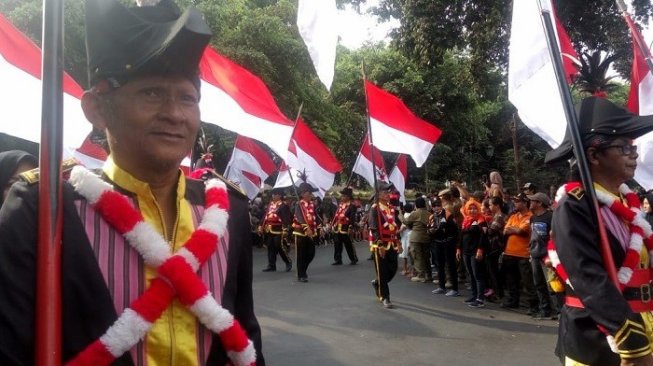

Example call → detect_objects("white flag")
297 0 338 90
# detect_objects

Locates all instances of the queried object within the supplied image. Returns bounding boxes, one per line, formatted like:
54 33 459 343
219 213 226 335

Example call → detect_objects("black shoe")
350 260 358 265
501 302 519 309
531 312 552 320
463 297 476 304
367 256 374 261
297 277 308 283
331 261 343 265
285 263 292 272
262 267 276 272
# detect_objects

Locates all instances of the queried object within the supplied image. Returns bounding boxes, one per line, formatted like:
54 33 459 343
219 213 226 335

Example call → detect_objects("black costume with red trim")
553 186 652 365
261 200 292 270
293 199 317 280
332 201 358 264
368 202 401 302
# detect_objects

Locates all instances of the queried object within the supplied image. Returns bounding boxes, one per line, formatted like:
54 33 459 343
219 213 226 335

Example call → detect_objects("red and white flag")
0 12 90 151
624 12 653 189
297 0 338 90
224 135 276 199
388 154 408 204
365 81 441 167
273 119 342 198
352 135 388 188
508 0 578 148
199 47 295 158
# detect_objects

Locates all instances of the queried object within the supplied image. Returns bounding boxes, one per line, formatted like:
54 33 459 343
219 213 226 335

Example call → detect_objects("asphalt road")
252 240 559 366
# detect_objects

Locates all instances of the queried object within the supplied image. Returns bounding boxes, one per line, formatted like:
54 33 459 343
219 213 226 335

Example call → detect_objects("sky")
337 2 399 49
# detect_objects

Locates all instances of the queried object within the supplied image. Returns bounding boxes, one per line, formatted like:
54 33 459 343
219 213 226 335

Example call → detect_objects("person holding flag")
546 97 653 366
292 181 319 282
0 0 264 365
369 182 403 309
260 188 293 273
330 187 359 266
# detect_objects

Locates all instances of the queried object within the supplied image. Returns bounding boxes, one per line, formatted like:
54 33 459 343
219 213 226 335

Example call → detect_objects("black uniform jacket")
0 177 265 365
553 188 649 365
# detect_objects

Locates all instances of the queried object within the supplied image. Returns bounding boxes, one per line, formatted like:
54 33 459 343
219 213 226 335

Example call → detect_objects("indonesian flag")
297 0 338 90
0 12 90 151
508 0 579 148
224 135 276 199
273 119 342 198
199 47 295 158
388 154 408 204
365 81 442 167
352 135 388 188
624 12 653 189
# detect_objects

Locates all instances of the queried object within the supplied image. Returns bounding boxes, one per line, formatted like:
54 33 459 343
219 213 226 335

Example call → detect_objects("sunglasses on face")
599 144 637 156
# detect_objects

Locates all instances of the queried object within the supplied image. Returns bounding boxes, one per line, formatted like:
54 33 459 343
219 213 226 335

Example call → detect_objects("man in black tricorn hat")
369 181 403 309
0 0 264 365
546 97 653 365
259 188 292 272
330 187 359 266
292 181 319 282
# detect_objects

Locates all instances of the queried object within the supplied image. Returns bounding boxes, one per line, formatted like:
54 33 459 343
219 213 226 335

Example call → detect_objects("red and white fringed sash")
550 182 653 290
66 166 256 366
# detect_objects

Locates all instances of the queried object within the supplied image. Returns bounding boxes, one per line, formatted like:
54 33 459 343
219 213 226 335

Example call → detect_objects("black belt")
623 285 652 303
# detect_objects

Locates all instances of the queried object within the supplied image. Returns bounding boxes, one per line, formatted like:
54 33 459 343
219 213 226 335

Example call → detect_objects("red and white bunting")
508 0 578 148
388 154 408 204
365 81 441 167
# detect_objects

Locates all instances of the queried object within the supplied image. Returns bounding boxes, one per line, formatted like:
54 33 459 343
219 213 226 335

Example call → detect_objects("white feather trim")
618 267 633 284
70 166 112 204
99 309 152 357
206 179 227 192
124 222 171 266
176 247 200 272
227 341 257 366
190 294 234 332
199 207 229 236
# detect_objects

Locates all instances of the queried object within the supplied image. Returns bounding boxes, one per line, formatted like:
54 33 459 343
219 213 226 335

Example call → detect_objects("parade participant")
0 150 37 208
0 1 264 365
545 97 653 365
260 188 292 272
369 182 403 309
292 182 319 282
331 187 359 265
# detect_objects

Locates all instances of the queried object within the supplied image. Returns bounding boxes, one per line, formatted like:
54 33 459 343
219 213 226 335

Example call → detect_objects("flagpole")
539 1 619 287
286 102 304 200
36 0 64 364
616 0 653 74
361 59 379 202
345 138 365 187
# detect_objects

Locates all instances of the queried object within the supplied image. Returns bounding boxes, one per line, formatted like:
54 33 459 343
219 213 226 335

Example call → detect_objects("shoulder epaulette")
19 159 78 184
567 186 585 201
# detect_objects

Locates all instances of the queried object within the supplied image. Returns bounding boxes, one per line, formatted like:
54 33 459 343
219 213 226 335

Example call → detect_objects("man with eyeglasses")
545 97 653 366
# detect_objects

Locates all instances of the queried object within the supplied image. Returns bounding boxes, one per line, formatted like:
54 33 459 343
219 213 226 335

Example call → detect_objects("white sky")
338 2 399 49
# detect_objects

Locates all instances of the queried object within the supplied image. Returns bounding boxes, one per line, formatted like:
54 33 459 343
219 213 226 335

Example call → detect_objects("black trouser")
265 234 290 268
434 240 458 291
485 250 503 297
501 255 537 310
295 235 316 278
463 253 486 300
531 258 553 315
334 232 358 263
373 247 398 301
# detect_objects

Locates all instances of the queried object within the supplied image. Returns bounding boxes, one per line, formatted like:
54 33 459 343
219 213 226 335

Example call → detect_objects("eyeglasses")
600 144 637 156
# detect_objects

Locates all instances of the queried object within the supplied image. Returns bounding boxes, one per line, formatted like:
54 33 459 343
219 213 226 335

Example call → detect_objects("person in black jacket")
546 97 653 365
331 187 359 265
0 1 264 364
429 198 460 297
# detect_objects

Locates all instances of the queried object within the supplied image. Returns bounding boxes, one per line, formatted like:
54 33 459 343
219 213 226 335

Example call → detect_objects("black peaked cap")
85 0 212 87
545 97 653 164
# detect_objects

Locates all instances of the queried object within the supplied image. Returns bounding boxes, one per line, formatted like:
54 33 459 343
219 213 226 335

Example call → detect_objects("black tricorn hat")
339 187 353 197
545 97 653 164
297 182 318 194
85 0 212 88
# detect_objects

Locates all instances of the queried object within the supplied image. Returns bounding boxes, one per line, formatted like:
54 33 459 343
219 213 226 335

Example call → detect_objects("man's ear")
81 88 109 131
586 147 600 166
